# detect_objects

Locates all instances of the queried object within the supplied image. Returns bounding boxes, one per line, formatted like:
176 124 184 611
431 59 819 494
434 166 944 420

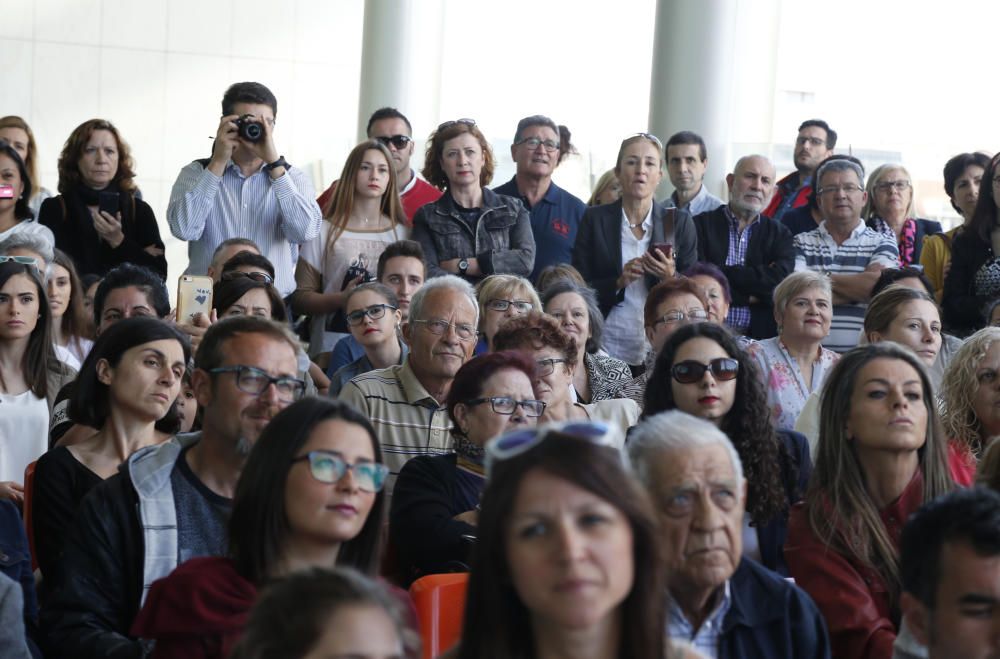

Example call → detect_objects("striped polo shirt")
338 358 453 490
793 220 899 352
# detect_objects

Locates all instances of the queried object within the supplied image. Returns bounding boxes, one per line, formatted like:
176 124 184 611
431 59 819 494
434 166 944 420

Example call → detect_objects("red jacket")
784 469 925 659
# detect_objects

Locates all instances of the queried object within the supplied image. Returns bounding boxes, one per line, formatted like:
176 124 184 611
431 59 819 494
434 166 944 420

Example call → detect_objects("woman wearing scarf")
389 351 544 585
38 119 167 279
863 163 940 268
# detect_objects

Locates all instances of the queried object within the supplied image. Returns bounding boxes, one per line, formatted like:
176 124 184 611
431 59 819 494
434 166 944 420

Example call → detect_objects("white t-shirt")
54 338 94 371
297 222 406 355
0 389 50 483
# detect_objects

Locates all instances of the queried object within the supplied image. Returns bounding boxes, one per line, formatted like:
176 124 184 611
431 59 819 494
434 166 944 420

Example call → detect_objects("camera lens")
241 122 263 142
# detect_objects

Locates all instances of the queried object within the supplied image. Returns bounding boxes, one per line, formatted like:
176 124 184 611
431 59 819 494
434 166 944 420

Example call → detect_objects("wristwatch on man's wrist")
458 258 470 275
264 156 290 172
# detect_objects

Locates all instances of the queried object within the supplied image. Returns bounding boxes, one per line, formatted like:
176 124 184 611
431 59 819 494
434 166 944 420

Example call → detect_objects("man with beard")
43 316 302 658
764 119 836 222
693 155 794 339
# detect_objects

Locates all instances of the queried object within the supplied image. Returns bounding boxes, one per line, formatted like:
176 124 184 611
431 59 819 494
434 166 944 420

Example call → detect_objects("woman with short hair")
33 317 189 578
541 278 631 402
474 274 541 354
863 164 941 267
785 343 955 658
390 351 542 582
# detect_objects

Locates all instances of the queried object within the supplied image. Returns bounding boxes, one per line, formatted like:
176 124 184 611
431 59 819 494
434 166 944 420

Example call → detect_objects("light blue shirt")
667 581 732 659
665 184 725 217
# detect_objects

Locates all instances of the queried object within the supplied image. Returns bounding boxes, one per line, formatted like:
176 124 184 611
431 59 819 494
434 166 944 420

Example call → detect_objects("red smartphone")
651 242 673 258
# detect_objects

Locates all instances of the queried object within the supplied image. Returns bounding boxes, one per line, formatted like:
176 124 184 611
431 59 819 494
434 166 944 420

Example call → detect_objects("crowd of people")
3 79 1000 659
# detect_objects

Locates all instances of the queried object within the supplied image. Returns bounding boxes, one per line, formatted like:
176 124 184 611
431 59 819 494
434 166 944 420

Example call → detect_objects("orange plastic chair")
23 461 37 571
409 573 469 659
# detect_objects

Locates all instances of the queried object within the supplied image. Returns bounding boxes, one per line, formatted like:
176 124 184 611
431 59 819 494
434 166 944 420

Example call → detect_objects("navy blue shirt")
780 205 821 237
494 177 586 282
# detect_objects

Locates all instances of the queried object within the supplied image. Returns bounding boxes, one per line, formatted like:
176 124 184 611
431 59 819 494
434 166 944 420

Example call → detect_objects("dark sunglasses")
671 358 740 384
374 134 412 150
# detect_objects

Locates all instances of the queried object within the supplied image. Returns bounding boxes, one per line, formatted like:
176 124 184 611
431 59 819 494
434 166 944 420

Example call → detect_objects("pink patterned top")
750 337 840 431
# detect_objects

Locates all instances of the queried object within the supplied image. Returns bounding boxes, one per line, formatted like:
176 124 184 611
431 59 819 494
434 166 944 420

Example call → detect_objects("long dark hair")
228 398 386 585
0 139 33 220
458 434 665 659
642 322 787 524
69 317 190 428
50 248 92 350
0 262 59 399
969 152 1000 244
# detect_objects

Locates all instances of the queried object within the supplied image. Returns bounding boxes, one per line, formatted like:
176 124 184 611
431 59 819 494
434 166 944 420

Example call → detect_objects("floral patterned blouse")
750 337 840 431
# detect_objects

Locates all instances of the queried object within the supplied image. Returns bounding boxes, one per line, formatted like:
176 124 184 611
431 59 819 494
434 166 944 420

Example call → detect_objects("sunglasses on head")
437 118 477 131
484 420 623 479
670 358 739 384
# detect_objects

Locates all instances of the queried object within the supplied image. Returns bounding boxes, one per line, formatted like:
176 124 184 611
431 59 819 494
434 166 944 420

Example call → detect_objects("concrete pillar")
357 0 445 144
648 0 780 199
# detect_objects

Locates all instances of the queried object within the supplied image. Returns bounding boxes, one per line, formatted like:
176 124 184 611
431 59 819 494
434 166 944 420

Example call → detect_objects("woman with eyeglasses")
573 133 698 371
411 118 535 282
48 248 94 370
541 279 632 404
943 153 1000 337
643 322 811 576
328 282 406 397
0 261 76 503
451 422 677 659
390 351 543 583
749 271 838 432
295 140 406 359
131 397 393 658
33 317 189 579
785 343 954 659
863 164 941 267
474 274 541 354
493 312 638 436
37 119 167 279
921 153 991 302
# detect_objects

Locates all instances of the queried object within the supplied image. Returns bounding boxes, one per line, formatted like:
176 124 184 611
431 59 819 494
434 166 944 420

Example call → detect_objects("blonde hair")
772 270 832 316
977 438 1000 491
588 169 619 206
474 275 541 331
863 286 937 342
863 163 915 222
941 327 1000 453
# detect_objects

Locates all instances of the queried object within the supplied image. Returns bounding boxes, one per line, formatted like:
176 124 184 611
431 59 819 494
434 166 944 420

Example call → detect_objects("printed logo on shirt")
552 218 570 238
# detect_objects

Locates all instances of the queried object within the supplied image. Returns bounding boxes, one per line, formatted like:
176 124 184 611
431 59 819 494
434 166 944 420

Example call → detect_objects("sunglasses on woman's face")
670 358 740 384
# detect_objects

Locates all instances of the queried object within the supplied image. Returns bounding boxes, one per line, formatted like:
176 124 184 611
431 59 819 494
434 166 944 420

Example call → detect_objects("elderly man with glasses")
792 157 899 352
494 114 587 282
43 316 304 658
339 275 479 490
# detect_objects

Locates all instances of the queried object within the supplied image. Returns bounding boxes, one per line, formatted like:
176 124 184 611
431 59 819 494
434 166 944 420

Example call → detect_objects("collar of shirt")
723 204 760 232
671 183 706 209
620 203 653 231
398 357 446 408
817 218 866 240
667 580 732 649
399 169 418 195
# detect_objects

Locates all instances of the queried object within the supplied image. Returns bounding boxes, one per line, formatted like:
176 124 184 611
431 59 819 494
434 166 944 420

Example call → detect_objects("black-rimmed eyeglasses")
463 396 546 417
209 365 306 402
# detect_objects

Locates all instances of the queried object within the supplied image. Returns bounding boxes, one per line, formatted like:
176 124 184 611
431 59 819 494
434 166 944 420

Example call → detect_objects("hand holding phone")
98 191 120 216
176 275 214 325
651 242 673 259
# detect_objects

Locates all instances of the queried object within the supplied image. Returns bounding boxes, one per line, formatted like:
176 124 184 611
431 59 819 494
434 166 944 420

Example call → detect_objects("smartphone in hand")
98 191 120 216
176 275 214 325
651 242 673 259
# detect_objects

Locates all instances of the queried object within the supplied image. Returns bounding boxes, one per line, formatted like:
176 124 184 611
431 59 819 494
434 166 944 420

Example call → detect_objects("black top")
942 228 993 337
389 453 483 584
37 186 168 279
32 446 103 579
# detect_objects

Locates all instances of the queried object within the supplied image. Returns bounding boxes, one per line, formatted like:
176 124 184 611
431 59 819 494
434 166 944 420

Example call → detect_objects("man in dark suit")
694 155 795 339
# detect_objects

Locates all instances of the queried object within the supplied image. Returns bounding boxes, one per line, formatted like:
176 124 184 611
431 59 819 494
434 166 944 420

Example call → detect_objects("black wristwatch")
458 258 470 275
264 156 290 172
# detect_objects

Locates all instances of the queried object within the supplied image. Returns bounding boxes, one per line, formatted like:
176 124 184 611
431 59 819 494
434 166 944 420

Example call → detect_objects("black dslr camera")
234 114 264 143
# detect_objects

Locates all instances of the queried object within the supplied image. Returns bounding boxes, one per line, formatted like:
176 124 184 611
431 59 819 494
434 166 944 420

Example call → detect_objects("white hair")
408 274 479 326
628 410 745 486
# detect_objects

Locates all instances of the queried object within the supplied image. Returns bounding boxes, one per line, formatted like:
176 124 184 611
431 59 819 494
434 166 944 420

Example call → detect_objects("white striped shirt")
793 220 898 352
167 160 322 296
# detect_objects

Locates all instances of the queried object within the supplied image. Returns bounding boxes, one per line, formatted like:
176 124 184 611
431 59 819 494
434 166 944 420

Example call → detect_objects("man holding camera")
167 81 322 298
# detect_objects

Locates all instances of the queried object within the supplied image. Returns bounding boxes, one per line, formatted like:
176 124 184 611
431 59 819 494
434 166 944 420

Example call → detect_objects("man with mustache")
339 275 477 490
494 115 586 282
630 411 830 659
764 119 836 222
693 155 794 339
43 316 302 658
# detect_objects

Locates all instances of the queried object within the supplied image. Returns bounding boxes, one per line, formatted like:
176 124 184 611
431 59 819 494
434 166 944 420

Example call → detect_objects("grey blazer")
572 199 698 316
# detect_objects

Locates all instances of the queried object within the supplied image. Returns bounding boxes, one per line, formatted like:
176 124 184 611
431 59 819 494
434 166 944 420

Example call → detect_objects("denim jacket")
411 187 535 279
